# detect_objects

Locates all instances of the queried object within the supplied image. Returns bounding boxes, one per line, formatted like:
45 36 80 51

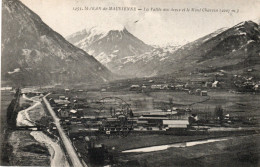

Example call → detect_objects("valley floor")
118 134 260 167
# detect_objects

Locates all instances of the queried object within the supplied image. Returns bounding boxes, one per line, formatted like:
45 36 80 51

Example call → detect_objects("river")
16 93 69 167
122 137 231 153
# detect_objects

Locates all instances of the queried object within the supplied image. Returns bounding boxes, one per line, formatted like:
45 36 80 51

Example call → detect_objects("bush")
21 144 50 155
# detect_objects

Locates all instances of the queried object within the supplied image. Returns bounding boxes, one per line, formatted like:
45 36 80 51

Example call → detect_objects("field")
51 88 260 119
6 131 50 166
191 91 260 118
118 134 260 167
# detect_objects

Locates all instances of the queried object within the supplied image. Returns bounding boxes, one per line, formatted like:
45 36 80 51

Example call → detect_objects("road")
43 95 84 167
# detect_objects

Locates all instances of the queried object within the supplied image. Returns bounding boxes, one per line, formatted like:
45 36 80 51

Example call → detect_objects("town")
9 73 258 166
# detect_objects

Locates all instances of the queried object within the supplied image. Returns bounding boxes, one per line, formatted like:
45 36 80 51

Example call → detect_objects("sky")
21 0 260 46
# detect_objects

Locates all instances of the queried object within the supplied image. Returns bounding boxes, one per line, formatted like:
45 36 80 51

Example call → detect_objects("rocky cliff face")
2 0 113 86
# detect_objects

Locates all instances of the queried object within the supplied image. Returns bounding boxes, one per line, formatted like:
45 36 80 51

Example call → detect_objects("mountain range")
157 21 260 78
67 27 182 77
68 21 260 79
2 0 113 86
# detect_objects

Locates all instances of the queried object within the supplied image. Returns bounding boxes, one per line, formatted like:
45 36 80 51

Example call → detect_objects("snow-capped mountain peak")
86 24 125 34
67 25 153 75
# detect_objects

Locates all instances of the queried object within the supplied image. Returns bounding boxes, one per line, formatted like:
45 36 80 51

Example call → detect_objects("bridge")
15 125 45 131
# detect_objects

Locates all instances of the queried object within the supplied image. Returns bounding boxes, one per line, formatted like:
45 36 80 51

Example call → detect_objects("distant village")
43 86 257 139
127 69 260 94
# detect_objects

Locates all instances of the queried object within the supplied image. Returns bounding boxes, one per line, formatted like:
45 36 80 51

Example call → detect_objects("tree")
169 97 173 107
110 107 113 116
129 109 134 117
188 116 195 126
215 105 224 123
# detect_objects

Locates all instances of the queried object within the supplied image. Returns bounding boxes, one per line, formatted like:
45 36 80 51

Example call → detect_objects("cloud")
127 12 173 45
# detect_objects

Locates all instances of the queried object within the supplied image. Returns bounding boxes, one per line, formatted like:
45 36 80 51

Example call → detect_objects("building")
201 91 208 96
253 84 259 91
141 85 147 89
163 120 189 129
1 87 12 91
161 84 169 89
190 79 204 87
49 98 55 104
175 85 184 90
151 85 162 89
185 83 190 88
212 81 219 88
130 85 140 91
54 99 70 107
101 89 106 92
59 96 66 100
195 89 201 95
204 81 213 87
139 115 167 125
59 109 70 118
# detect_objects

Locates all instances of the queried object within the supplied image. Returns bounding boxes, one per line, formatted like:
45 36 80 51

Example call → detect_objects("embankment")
6 88 21 129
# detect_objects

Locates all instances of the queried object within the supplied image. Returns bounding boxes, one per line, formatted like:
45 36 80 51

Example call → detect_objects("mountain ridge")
68 20 260 79
67 26 153 76
155 20 260 79
67 26 181 77
2 0 114 86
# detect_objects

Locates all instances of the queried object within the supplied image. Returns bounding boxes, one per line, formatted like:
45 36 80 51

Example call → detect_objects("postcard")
1 0 260 166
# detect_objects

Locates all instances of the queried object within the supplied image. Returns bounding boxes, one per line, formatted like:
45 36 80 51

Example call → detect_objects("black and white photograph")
1 0 260 166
